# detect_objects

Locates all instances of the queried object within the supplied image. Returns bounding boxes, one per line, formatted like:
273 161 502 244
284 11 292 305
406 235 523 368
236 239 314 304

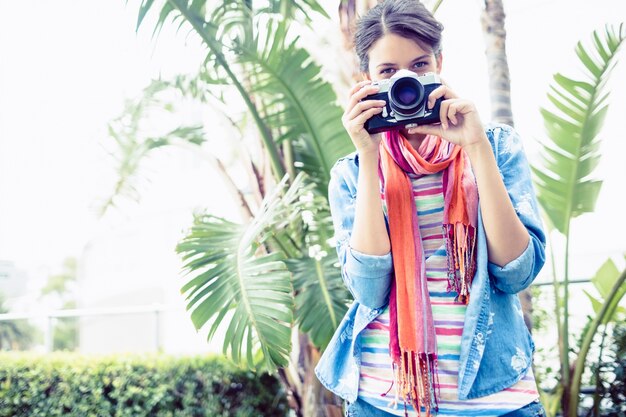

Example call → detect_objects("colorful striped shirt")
357 170 539 416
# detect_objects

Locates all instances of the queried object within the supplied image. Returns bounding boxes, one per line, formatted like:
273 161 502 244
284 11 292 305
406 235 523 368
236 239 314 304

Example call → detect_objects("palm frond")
286 254 351 349
260 0 330 24
135 0 328 59
233 16 353 195
134 1 350 188
531 23 625 235
283 185 350 349
135 0 288 180
100 80 206 216
176 171 320 371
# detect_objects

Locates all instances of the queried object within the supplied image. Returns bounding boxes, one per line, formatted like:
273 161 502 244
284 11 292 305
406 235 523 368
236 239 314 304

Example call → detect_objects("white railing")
0 303 175 353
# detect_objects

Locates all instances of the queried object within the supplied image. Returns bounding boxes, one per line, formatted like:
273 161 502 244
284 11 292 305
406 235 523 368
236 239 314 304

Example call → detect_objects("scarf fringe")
390 350 440 417
443 223 477 305
382 362 401 409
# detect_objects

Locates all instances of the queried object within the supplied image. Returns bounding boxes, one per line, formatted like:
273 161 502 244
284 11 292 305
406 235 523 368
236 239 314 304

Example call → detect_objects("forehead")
368 33 431 66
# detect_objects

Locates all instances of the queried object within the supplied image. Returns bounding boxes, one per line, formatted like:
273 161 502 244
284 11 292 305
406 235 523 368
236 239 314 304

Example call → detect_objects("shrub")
0 352 288 417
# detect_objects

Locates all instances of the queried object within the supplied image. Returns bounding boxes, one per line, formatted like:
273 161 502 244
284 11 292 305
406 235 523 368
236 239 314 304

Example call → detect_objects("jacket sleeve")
328 157 393 309
486 124 547 294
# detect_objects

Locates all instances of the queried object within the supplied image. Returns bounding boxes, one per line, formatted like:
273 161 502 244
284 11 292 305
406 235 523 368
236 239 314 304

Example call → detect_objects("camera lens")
396 82 418 104
388 77 425 116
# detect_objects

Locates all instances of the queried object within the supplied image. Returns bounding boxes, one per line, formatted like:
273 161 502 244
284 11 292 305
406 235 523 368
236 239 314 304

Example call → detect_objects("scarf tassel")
443 223 477 305
391 350 440 417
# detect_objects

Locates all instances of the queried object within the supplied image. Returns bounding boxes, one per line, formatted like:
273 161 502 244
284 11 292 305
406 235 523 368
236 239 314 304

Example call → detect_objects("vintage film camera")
362 69 443 134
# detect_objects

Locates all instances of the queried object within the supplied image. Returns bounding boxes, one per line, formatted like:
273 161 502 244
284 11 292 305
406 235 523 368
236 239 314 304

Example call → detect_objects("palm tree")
106 1 355 415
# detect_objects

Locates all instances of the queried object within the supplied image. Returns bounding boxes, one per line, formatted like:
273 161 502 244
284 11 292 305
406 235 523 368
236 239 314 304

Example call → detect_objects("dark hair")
353 0 444 74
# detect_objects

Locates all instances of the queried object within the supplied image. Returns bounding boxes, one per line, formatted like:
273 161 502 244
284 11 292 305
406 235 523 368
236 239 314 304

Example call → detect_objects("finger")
345 81 373 115
407 124 442 136
438 76 457 95
447 100 475 126
428 84 458 109
352 107 384 130
347 84 381 115
438 76 452 89
346 98 386 122
447 102 459 125
427 85 446 110
347 93 386 120
439 100 450 129
355 84 381 101
349 80 373 97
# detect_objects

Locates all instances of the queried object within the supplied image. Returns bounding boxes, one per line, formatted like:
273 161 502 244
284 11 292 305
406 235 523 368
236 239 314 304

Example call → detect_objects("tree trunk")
300 333 344 417
480 0 514 127
480 0 534 334
278 333 344 417
338 0 380 84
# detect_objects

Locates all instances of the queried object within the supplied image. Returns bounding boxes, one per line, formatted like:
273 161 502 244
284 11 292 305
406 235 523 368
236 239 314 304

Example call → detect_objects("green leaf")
176 172 326 371
153 3 176 38
591 258 621 296
136 0 156 32
583 258 626 325
232 15 353 196
570 179 602 216
285 255 351 350
575 40 602 77
255 0 330 26
532 23 626 235
583 289 603 315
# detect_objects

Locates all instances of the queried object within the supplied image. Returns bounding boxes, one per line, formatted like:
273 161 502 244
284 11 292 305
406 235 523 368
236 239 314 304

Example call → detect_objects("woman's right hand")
341 80 387 155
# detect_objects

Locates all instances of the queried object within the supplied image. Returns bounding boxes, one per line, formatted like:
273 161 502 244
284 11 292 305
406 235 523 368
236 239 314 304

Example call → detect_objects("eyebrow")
376 54 430 69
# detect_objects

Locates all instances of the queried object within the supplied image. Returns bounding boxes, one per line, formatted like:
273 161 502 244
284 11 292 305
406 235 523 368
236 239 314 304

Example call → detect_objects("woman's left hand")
406 80 488 149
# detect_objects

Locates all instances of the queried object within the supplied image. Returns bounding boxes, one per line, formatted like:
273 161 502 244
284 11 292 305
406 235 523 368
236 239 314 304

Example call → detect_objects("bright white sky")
0 2 206 270
0 0 625 288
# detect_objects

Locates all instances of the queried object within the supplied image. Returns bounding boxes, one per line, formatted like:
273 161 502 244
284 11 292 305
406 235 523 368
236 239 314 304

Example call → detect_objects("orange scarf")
377 130 478 416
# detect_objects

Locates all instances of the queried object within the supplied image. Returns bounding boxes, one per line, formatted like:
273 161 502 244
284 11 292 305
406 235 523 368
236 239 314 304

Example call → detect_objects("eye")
380 62 428 75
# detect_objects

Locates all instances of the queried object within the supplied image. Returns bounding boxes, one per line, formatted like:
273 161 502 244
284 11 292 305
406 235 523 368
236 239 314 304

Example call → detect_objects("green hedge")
0 352 289 417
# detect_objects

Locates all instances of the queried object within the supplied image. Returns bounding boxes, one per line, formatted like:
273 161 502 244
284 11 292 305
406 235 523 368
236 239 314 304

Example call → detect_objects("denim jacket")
314 123 546 401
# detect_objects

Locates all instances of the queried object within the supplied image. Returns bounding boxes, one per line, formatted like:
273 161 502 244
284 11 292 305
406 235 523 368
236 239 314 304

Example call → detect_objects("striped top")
357 170 539 416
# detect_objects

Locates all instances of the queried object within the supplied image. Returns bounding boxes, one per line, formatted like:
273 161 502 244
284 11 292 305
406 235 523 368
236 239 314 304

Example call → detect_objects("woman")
314 1 547 416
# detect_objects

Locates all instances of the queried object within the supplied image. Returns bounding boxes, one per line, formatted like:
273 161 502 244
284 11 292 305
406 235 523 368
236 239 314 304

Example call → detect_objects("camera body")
362 70 443 134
